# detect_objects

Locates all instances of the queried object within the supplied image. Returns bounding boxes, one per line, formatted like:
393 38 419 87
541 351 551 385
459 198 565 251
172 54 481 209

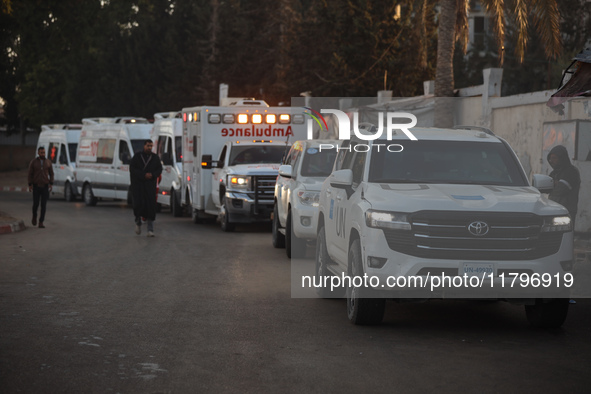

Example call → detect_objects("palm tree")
434 0 562 99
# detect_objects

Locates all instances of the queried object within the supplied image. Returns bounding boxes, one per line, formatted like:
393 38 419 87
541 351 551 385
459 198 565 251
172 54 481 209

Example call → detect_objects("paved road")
1 191 591 393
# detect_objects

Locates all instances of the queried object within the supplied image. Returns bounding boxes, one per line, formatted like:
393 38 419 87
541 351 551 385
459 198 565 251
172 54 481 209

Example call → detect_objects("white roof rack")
82 117 149 125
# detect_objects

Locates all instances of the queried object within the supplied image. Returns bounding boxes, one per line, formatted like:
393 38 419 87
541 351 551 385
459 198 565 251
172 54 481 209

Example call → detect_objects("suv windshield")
229 145 286 166
368 140 527 186
300 147 338 177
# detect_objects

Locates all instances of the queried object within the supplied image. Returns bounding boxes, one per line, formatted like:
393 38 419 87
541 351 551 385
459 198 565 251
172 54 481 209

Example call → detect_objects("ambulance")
74 117 152 206
37 124 82 201
181 99 307 231
150 112 183 216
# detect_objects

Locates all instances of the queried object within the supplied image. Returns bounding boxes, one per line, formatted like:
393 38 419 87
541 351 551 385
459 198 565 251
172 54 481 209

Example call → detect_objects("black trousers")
32 185 49 223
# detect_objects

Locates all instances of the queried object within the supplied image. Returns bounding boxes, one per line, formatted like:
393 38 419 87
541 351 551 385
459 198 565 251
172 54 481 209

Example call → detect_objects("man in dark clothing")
28 147 54 228
130 139 162 237
547 145 580 228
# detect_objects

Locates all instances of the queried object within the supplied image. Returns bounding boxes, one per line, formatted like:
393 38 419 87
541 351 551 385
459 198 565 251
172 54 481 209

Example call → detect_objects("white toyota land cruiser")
315 125 574 328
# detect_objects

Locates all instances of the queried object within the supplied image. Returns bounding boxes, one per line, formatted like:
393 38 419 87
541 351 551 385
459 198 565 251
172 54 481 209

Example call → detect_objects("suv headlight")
541 216 572 232
229 175 250 190
365 210 411 230
297 191 320 207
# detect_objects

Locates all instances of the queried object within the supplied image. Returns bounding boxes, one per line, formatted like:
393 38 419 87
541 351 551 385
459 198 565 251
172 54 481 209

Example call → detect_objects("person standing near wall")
547 145 581 228
27 147 54 228
130 139 162 237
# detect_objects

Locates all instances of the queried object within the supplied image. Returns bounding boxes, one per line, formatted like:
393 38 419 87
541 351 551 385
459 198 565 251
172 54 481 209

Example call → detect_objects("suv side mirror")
330 169 353 189
278 164 292 178
532 174 554 193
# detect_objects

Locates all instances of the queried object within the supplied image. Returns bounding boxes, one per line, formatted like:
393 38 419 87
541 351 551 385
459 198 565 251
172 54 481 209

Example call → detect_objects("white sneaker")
147 231 154 237
135 224 141 235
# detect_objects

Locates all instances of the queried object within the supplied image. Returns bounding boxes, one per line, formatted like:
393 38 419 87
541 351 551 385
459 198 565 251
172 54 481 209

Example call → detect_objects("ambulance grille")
253 175 276 204
382 211 564 260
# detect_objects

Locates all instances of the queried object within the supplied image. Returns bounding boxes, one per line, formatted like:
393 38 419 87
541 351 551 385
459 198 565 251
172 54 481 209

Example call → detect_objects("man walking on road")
130 139 162 237
27 147 54 228
547 145 581 228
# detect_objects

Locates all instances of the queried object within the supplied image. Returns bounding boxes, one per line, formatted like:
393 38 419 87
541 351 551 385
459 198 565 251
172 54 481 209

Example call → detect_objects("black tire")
171 189 182 217
220 198 235 232
286 210 306 258
315 225 344 298
64 181 75 202
191 208 202 224
347 238 385 325
83 183 97 206
272 203 285 248
525 299 569 328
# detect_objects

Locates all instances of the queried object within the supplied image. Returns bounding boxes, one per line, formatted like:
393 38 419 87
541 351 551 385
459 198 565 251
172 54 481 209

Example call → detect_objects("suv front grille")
382 211 563 260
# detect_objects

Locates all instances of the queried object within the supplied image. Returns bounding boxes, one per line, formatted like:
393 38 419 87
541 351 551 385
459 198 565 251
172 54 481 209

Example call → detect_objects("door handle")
336 195 342 201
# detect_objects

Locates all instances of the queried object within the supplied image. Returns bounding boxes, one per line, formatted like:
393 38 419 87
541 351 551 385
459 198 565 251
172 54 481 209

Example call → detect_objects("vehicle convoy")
273 139 339 258
37 124 82 201
75 117 152 206
151 112 183 215
180 99 307 231
316 125 574 328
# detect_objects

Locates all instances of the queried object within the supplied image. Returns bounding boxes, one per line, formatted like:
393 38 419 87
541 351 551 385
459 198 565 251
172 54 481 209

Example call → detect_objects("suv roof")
356 126 501 143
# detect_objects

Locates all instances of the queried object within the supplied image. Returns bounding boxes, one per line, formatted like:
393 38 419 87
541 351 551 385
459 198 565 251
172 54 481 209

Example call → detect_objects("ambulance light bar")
252 114 262 124
292 114 305 124
208 114 221 124
193 113 297 124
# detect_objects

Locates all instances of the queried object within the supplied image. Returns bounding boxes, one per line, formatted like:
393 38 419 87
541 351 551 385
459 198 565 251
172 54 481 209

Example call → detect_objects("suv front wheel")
525 298 569 328
272 203 285 248
347 239 385 325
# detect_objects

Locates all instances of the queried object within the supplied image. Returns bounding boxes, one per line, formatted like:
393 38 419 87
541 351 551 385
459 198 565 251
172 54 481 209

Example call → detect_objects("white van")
37 124 82 201
74 117 152 206
150 112 183 216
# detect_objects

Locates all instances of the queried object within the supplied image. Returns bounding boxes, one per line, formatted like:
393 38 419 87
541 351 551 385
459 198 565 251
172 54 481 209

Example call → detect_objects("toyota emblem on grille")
468 221 489 236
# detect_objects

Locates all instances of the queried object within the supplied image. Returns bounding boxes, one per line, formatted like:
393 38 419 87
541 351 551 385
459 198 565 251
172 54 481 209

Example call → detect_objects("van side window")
175 136 182 162
118 140 132 165
166 137 173 157
97 139 116 164
59 144 68 165
158 136 167 157
48 143 59 163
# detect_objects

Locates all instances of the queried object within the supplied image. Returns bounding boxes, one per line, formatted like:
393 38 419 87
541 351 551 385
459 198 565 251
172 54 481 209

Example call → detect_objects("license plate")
462 263 494 277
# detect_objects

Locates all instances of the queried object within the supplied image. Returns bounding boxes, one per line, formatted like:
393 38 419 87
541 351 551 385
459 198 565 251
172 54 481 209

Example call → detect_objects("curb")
1 186 28 192
0 220 26 235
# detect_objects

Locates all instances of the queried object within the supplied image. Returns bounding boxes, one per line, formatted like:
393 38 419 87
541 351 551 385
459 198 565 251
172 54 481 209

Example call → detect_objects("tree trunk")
434 0 457 127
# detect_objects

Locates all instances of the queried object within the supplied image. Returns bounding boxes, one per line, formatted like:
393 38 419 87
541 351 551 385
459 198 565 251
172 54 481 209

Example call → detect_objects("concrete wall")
452 79 591 233
0 146 36 171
